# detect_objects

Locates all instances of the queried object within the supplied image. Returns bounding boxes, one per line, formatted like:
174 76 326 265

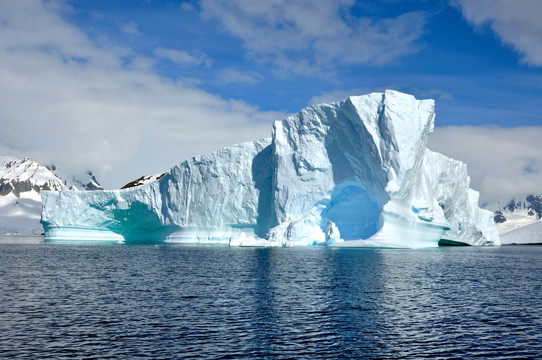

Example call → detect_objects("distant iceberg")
41 90 500 247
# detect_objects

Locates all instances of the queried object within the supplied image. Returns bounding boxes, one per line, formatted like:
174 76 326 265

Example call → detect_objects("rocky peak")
0 158 67 198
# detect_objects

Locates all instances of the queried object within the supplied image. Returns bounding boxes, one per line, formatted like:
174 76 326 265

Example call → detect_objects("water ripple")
0 244 541 358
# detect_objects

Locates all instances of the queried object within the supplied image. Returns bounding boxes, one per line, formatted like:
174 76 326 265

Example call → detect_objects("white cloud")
216 68 263 85
181 2 196 11
120 21 140 36
154 47 212 67
409 88 454 101
428 126 542 205
0 0 283 188
200 0 427 76
453 0 542 66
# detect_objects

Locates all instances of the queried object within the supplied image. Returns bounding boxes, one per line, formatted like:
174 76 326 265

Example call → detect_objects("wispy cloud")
0 0 283 188
453 0 542 66
154 47 212 67
409 88 454 101
428 126 542 205
181 2 196 11
200 0 428 76
120 21 141 36
216 68 263 86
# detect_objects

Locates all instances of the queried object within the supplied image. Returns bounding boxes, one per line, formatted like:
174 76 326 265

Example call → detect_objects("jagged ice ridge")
41 91 500 247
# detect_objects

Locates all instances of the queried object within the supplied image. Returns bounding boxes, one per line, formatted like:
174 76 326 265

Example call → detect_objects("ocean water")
0 238 541 359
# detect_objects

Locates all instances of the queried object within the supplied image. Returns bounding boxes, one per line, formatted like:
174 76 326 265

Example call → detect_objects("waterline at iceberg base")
41 90 500 247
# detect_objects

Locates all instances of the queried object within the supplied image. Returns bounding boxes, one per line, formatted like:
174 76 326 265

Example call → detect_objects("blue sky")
1 0 542 203
66 0 542 126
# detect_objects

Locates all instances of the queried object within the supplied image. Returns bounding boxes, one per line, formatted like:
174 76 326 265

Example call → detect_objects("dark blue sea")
1 237 541 359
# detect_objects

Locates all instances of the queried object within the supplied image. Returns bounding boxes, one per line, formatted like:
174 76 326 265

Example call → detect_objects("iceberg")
41 90 500 247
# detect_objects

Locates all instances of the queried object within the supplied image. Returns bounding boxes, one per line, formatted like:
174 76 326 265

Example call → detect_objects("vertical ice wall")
266 90 450 247
41 139 271 243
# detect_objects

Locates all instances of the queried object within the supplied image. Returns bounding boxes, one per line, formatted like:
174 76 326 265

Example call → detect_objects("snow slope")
0 158 103 234
49 165 103 191
496 208 541 235
490 196 542 244
41 91 499 247
0 158 68 234
491 195 542 237
500 221 542 245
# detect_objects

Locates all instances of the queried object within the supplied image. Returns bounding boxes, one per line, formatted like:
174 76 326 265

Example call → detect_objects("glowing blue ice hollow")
41 91 500 247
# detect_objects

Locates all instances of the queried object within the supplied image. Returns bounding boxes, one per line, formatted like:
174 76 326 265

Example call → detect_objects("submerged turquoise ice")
41 91 500 247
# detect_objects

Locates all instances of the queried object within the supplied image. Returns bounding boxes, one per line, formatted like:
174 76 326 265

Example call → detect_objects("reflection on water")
0 242 541 358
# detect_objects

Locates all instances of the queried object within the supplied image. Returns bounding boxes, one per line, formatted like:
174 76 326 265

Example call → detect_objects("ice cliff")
41 90 500 247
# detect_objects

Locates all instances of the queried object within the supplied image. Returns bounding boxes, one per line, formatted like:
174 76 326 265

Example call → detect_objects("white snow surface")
493 196 542 244
0 158 68 234
500 220 542 245
490 196 542 237
50 167 103 191
0 157 104 235
41 90 500 247
497 208 541 235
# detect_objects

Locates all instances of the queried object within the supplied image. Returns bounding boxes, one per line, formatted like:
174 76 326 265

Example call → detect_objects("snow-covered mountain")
47 164 103 191
491 195 542 244
41 90 499 247
0 157 102 235
0 158 68 234
492 195 542 233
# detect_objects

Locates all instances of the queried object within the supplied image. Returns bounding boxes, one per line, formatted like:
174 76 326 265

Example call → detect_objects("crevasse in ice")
41 90 500 247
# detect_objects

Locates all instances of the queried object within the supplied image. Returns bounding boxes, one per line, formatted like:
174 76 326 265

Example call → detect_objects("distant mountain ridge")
0 158 67 195
0 157 102 235
46 164 103 191
492 195 542 243
496 195 542 218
